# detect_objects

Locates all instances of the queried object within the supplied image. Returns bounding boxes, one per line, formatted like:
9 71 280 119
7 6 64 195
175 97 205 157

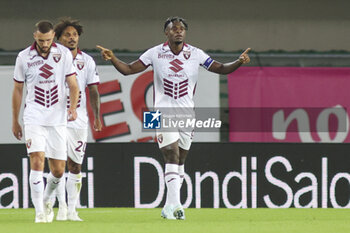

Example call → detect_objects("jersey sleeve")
64 50 76 77
139 48 153 67
87 58 100 86
14 55 25 83
197 48 214 70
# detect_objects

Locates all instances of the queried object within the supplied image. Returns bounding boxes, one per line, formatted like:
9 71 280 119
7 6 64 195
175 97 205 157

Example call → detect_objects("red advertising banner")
228 67 350 142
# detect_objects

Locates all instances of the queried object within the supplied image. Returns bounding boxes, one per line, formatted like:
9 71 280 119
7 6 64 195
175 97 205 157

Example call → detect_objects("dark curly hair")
54 17 83 40
163 16 188 32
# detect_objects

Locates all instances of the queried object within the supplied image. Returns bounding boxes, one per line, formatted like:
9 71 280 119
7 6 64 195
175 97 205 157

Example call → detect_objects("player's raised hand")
239 48 251 64
96 45 114 61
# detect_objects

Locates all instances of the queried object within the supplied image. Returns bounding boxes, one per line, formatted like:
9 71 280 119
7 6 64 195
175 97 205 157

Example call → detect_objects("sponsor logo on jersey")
53 53 61 63
183 50 191 60
158 53 175 59
169 59 183 73
168 74 185 78
39 64 53 79
143 110 161 129
27 60 44 68
39 80 55 84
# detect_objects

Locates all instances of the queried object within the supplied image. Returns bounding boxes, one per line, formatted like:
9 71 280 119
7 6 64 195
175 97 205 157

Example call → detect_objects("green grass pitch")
0 208 349 233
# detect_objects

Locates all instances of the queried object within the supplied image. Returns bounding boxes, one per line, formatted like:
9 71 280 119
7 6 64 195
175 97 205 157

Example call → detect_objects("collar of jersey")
162 41 189 55
74 48 83 60
29 42 58 59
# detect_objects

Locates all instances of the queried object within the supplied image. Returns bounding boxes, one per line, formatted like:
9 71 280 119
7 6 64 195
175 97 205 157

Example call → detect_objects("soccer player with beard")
97 16 250 220
53 17 102 221
12 20 79 223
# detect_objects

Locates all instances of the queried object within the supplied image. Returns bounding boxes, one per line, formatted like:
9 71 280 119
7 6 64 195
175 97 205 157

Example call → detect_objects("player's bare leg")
66 157 83 221
43 159 66 222
29 152 46 223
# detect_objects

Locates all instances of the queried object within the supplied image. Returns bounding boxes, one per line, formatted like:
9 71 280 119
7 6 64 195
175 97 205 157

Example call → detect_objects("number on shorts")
75 141 87 152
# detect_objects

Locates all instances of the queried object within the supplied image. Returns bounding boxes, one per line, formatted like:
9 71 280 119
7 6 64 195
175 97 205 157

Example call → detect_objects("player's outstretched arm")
96 45 147 75
66 74 79 121
12 82 24 140
209 48 251 75
88 85 102 131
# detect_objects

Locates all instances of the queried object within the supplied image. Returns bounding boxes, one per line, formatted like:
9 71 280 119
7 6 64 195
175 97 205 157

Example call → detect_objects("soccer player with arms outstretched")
12 20 79 223
97 16 250 220
53 17 102 221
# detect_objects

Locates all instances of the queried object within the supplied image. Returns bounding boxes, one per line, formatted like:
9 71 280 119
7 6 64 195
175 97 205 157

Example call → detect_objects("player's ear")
164 28 170 37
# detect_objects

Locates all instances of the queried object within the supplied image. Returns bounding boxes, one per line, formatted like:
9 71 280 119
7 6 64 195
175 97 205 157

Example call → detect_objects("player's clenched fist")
67 108 77 121
239 48 251 64
96 45 114 61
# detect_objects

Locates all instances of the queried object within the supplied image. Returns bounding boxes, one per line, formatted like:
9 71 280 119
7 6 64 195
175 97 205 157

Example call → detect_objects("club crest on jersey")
183 50 191 60
77 61 85 70
26 139 32 149
53 53 61 63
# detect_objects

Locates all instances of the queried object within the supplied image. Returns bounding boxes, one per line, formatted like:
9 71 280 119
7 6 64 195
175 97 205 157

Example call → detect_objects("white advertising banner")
1 65 219 143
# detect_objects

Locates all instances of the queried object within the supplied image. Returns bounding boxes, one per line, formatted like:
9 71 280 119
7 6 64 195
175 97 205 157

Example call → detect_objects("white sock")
164 164 180 207
66 172 82 212
48 174 66 207
29 170 44 214
56 173 67 207
179 165 185 188
43 173 62 204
